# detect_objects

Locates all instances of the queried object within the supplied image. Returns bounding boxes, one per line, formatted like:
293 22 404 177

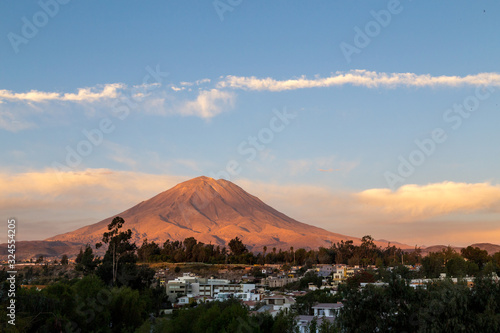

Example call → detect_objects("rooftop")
312 303 343 309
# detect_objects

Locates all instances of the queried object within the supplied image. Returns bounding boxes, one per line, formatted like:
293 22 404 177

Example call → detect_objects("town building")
166 273 256 302
296 303 343 333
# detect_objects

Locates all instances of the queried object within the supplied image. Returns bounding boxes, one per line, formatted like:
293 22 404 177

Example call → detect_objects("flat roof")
312 303 343 309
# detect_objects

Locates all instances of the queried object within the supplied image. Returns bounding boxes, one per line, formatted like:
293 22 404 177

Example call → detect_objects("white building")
257 295 296 317
166 273 256 302
312 303 343 317
297 303 343 333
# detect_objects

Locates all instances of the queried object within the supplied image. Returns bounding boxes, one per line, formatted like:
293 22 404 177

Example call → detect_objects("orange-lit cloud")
1 170 499 247
0 169 186 211
357 182 500 220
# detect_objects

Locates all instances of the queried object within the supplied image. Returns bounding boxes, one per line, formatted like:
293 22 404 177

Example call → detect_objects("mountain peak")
187 175 217 182
174 175 226 189
47 176 403 251
169 176 231 199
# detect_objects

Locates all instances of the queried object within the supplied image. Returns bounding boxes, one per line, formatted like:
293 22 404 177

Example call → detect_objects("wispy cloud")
0 82 237 132
179 89 236 118
318 168 341 173
287 156 358 176
171 78 211 92
0 110 36 132
180 78 211 87
2 69 499 132
217 70 500 92
104 142 138 169
0 83 124 103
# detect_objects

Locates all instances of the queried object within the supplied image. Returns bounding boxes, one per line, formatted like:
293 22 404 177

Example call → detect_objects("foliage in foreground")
338 274 500 333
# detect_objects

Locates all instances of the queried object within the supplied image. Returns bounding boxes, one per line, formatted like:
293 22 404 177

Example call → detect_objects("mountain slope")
47 176 397 251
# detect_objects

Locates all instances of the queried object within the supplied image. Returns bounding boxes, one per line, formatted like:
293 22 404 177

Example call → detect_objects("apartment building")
166 273 256 302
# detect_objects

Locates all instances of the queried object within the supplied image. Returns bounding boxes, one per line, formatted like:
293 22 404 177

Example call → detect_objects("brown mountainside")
47 176 397 251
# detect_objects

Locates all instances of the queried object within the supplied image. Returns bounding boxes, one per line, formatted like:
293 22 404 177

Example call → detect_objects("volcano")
47 176 382 251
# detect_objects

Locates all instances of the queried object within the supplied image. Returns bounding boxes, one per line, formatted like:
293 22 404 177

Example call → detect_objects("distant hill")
0 241 84 260
469 243 500 255
420 243 500 255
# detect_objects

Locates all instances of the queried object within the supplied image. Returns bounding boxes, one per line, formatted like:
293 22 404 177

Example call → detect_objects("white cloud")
179 89 236 118
171 86 185 92
3 69 499 132
217 70 500 92
180 78 211 86
0 83 124 103
0 82 239 132
0 110 35 132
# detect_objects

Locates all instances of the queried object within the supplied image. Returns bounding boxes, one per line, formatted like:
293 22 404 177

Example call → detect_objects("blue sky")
1 0 500 246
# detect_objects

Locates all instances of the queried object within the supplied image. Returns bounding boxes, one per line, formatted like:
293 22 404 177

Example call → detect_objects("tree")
96 216 137 285
271 309 298 333
317 247 333 264
228 237 248 256
61 254 69 265
137 239 161 262
295 248 307 266
110 286 147 332
75 244 98 274
183 237 198 261
461 246 491 269
421 252 445 278
360 235 378 266
263 246 267 265
492 251 500 268
446 256 467 277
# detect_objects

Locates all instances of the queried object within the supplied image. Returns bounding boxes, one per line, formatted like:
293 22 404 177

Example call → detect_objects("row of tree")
338 273 500 332
71 216 500 283
134 234 500 278
133 234 417 267
421 245 500 278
